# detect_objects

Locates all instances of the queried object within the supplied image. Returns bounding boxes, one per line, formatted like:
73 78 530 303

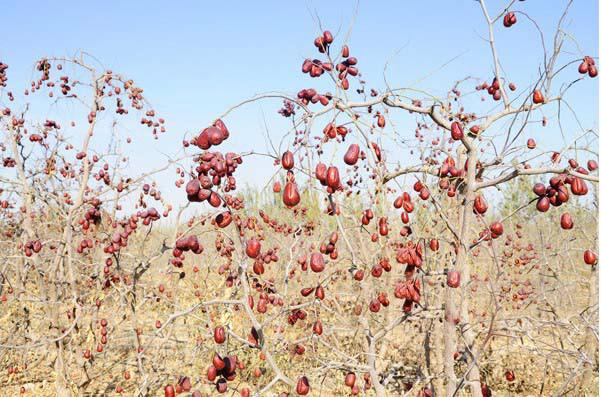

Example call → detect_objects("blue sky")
1 1 598 207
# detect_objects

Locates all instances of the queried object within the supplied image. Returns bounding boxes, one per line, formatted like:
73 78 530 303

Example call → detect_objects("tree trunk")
578 265 598 394
443 284 458 396
54 340 72 396
444 148 482 397
432 317 445 395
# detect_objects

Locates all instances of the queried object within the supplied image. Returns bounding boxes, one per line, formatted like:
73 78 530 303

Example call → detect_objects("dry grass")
0 190 597 396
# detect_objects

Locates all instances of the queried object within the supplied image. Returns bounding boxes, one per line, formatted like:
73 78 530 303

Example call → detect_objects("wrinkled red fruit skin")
536 197 550 212
587 160 598 171
473 196 488 214
584 250 597 265
310 253 325 273
450 121 464 140
283 182 301 207
315 163 327 184
296 376 310 395
326 166 340 189
429 239 439 251
164 385 175 397
344 144 360 165
490 221 503 236
527 138 536 149
214 326 226 344
215 211 232 228
447 270 460 288
345 372 356 387
560 213 573 230
245 239 261 258
281 150 294 170
216 378 227 393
